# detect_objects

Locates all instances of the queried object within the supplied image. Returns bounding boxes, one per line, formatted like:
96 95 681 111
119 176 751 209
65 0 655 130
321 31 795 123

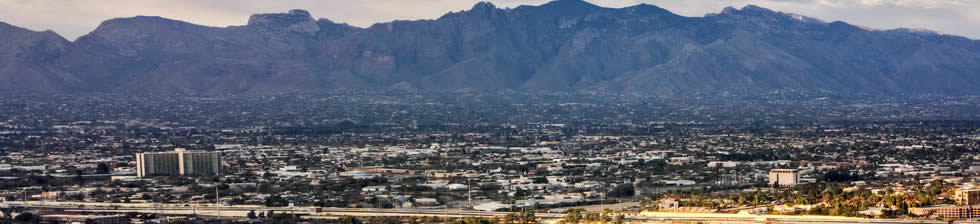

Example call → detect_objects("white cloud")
0 0 976 40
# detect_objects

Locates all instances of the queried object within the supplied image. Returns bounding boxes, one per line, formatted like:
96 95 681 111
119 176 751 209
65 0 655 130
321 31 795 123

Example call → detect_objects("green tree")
14 212 38 223
455 217 490 224
584 212 600 223
563 209 583 224
339 215 361 224
520 209 537 224
264 195 289 207
609 185 635 198
504 213 518 224
611 214 625 224
600 209 614 222
96 162 111 174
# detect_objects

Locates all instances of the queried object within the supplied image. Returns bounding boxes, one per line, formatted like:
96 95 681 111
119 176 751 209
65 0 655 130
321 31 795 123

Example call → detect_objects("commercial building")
956 189 980 205
137 148 221 177
927 206 980 219
910 205 954 217
910 205 980 219
768 169 800 187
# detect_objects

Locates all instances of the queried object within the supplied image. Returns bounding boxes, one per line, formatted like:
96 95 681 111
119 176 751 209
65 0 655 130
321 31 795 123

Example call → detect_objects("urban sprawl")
1 94 979 223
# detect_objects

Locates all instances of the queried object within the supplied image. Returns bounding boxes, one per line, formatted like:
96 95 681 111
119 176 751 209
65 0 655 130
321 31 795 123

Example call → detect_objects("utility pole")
216 186 220 219
736 169 740 186
467 178 472 208
458 179 466 219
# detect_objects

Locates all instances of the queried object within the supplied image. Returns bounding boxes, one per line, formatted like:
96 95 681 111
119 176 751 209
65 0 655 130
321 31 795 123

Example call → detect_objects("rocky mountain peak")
471 1 497 10
621 3 677 18
719 5 777 16
247 9 320 35
91 16 187 32
541 0 599 9
0 21 71 56
741 5 773 13
713 4 825 25
288 9 312 17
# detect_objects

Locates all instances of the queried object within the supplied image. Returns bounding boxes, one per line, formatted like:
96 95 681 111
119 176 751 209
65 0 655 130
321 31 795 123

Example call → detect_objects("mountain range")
1 0 978 96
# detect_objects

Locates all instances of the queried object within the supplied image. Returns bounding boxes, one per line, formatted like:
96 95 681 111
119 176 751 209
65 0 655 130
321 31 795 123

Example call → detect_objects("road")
634 211 952 224
2 201 562 219
1 201 959 223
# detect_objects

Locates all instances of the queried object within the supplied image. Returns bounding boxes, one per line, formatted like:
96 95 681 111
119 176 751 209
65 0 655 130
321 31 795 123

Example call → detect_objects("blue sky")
0 0 977 40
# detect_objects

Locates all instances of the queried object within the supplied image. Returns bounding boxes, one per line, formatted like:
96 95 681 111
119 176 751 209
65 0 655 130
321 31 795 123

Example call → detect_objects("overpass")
1 201 955 223
2 201 562 219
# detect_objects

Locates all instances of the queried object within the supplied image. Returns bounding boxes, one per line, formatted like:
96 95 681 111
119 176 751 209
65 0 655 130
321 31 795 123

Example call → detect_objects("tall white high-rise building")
137 148 221 177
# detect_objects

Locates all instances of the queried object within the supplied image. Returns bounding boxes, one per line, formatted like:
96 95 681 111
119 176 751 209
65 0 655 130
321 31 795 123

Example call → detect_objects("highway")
1 201 957 223
3 201 562 219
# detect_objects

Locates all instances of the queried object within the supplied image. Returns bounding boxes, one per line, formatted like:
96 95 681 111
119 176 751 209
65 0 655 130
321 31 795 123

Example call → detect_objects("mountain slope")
63 10 361 95
0 0 977 96
0 22 78 94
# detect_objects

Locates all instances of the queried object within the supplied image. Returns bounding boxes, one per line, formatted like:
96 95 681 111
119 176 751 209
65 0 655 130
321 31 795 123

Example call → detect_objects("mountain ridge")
0 1 977 96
